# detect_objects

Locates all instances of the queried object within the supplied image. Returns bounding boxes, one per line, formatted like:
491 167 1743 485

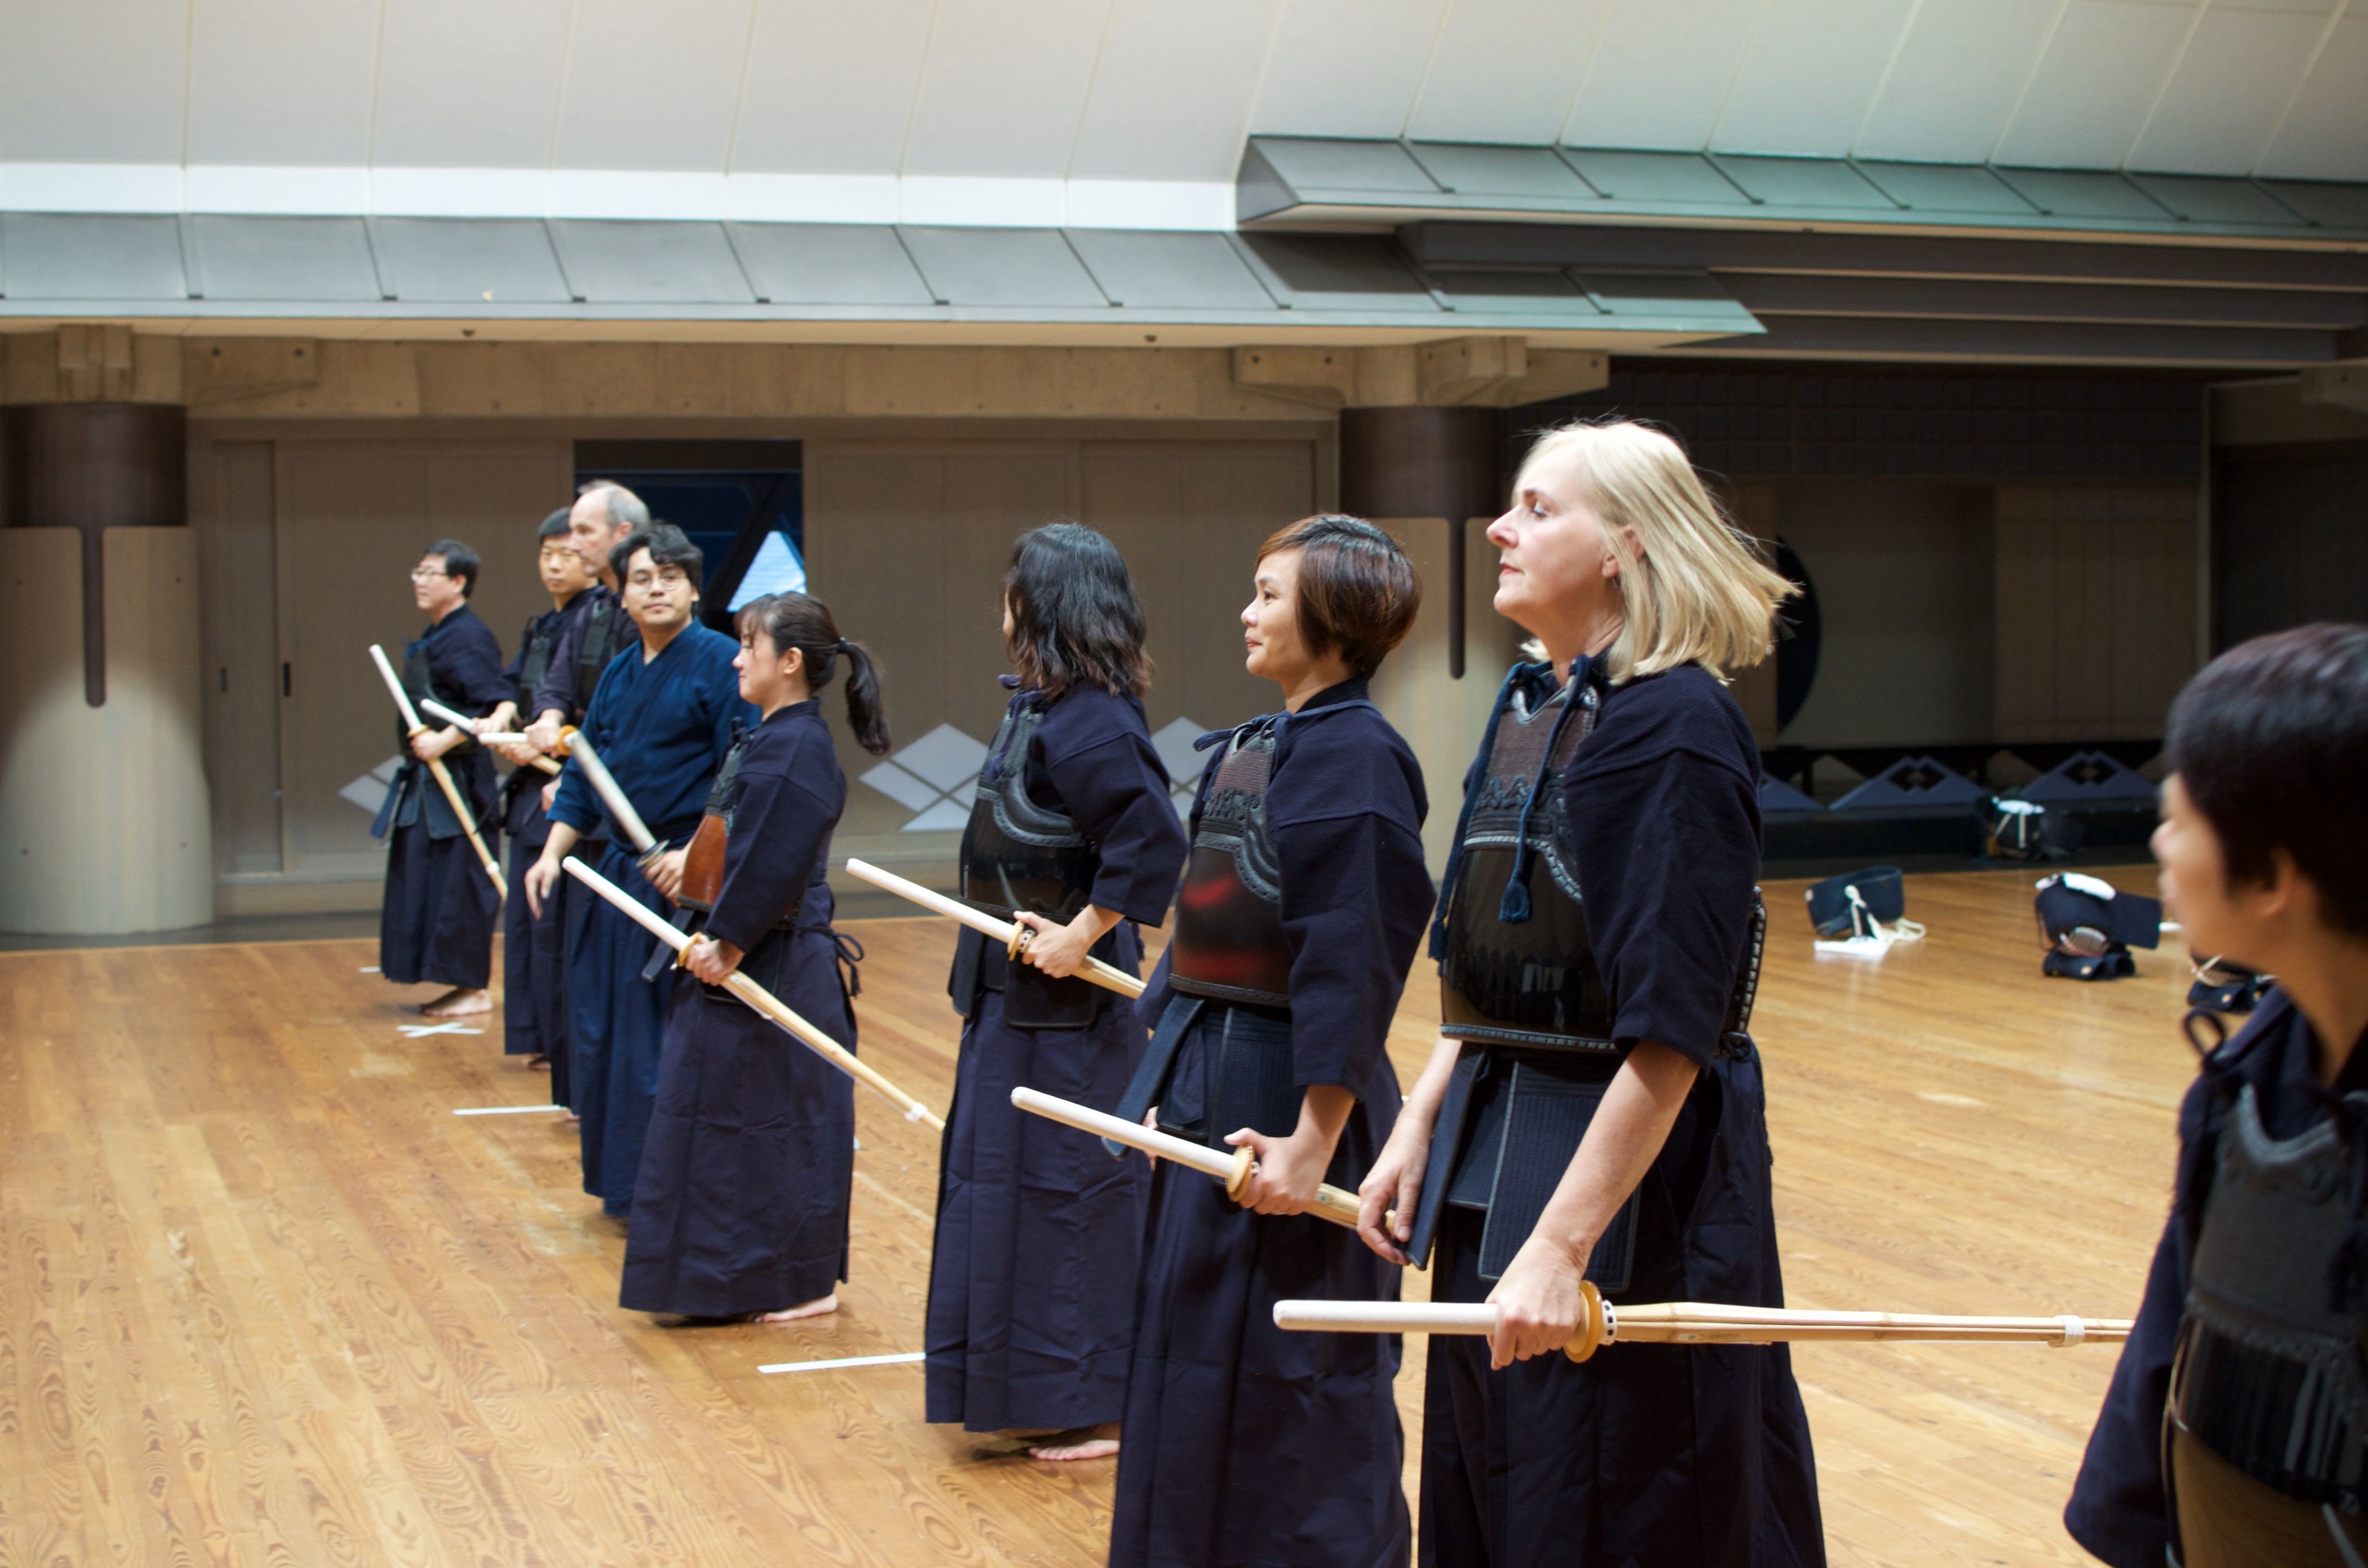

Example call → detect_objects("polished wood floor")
2 866 2193 1566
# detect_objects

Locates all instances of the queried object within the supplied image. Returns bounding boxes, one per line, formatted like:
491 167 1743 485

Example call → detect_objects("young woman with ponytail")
619 592 891 1325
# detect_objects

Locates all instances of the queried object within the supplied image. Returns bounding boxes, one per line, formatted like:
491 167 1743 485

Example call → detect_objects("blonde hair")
1514 418 1793 683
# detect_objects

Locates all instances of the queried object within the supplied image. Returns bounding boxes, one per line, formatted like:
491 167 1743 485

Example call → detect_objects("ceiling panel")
2129 172 2306 226
1231 232 1437 311
1855 0 2059 162
729 1 933 174
1857 162 2040 216
1065 229 1276 307
0 0 186 162
371 217 571 303
2258 17 2368 181
1403 0 1609 147
1563 0 1764 151
897 226 1108 306
1 213 187 298
726 223 936 305
551 0 750 172
547 219 754 302
2129 6 2328 175
1713 0 1918 156
1257 137 1442 194
1407 143 1598 200
1994 167 2171 219
1991 0 2200 170
191 215 381 300
1714 155 1896 209
1070 0 1283 181
901 0 1109 177
371 0 568 168
1561 149 1750 207
1429 269 1603 318
185 0 377 165
1250 0 1448 140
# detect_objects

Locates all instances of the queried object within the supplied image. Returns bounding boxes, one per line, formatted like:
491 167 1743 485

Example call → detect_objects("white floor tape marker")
399 1022 485 1038
757 1351 927 1375
359 966 380 973
452 1105 568 1117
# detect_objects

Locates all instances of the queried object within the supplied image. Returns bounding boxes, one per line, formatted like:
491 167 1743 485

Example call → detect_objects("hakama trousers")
380 819 499 990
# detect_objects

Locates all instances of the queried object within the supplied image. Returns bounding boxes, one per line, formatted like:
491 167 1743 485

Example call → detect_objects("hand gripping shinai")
420 696 561 776
1271 1293 2134 1361
368 644 506 896
551 728 664 867
1013 1086 1365 1229
563 855 945 1132
845 858 1145 1000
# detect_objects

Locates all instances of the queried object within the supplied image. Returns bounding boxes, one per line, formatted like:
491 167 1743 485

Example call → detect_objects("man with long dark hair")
926 522 1190 1461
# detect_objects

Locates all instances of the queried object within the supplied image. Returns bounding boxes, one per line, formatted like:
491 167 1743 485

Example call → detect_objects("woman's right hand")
523 852 562 919
1358 1123 1429 1266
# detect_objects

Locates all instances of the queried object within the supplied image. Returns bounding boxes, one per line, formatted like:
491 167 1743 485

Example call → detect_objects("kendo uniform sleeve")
532 592 594 723
703 737 834 956
1025 690 1189 927
1266 704 1433 1095
1564 668 1762 1071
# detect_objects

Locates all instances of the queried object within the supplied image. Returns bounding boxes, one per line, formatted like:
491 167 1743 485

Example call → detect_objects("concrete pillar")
1343 406 1524 874
2 402 212 934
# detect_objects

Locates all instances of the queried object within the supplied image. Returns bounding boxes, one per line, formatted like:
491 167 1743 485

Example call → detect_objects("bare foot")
527 1053 551 1070
747 1294 837 1323
565 1110 581 1124
422 987 493 1018
1029 1423 1120 1462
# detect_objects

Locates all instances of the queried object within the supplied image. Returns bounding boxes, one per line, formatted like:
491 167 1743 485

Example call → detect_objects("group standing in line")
375 416 2368 1566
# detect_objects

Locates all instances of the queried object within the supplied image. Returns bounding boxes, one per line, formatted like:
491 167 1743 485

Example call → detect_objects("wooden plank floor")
0 867 2190 1566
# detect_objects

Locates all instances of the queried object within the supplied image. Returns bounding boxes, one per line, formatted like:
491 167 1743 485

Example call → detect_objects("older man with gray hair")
524 480 648 754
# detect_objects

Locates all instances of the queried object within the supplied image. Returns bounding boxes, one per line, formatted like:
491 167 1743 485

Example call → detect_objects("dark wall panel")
2215 447 2368 647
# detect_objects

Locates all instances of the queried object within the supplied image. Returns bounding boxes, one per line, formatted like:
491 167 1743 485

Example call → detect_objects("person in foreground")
1110 515 1431 1568
2065 623 2368 1568
526 524 755 1221
373 539 509 1020
620 593 890 1326
1359 419 1826 1568
927 523 1190 1463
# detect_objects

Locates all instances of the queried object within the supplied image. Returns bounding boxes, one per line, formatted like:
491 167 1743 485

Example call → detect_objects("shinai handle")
844 859 1145 1000
561 855 946 1133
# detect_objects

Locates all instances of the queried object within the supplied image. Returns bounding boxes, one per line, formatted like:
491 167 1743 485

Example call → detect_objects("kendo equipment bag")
1984 797 2083 863
2034 872 2162 980
1804 866 1906 940
2188 954 2275 1016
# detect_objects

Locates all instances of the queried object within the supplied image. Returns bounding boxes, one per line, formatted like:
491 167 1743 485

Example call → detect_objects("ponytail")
735 593 894 756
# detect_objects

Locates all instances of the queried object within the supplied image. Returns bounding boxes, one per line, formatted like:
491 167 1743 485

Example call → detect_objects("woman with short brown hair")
1109 515 1433 1567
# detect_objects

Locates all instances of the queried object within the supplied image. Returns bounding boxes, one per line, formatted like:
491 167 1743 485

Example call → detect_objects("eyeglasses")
410 568 454 582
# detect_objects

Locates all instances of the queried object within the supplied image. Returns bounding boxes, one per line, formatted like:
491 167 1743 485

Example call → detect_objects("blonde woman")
1358 420 1826 1567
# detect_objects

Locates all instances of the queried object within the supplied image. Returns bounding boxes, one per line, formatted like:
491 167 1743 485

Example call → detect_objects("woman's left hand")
1012 909 1095 978
1225 1125 1329 1216
646 847 688 901
684 936 742 985
1484 1232 1594 1369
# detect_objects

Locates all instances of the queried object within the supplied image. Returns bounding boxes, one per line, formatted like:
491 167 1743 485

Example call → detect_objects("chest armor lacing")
958 702 1099 923
1167 721 1291 1009
517 616 560 711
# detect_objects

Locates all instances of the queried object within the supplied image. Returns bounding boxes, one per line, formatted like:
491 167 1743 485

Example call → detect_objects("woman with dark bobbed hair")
926 522 1191 1461
1110 515 1433 1566
619 591 889 1325
1359 419 1823 1568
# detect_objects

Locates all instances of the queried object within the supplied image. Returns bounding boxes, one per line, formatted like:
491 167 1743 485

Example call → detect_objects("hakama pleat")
620 926 856 1316
565 842 671 1215
925 986 1148 1431
1109 1015 1409 1568
1419 1052 1825 1568
379 818 499 989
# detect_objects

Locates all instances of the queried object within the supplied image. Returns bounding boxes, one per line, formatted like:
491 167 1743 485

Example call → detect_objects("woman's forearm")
1396 1036 1463 1138
541 821 580 863
1528 1042 1697 1265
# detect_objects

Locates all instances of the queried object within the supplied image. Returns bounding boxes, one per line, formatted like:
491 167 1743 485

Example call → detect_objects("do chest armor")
2173 1083 2368 1516
1167 722 1291 1009
1438 679 1613 1049
958 702 1100 924
516 614 561 712
676 728 752 915
574 596 623 714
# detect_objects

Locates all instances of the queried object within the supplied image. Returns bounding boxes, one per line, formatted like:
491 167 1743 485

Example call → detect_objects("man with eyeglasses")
526 523 755 1225
373 539 509 1019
